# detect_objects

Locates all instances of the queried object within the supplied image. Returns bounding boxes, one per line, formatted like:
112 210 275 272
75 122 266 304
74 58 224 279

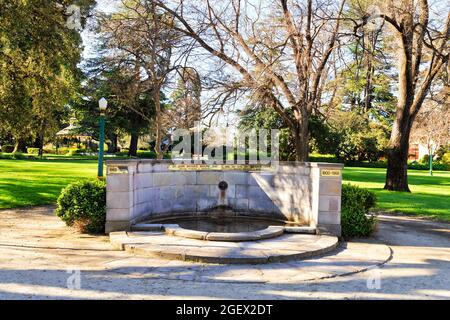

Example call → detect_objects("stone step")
131 223 163 231
110 231 339 264
284 226 316 234
132 222 316 235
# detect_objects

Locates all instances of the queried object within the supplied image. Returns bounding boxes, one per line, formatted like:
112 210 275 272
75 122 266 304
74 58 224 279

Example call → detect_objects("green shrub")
137 150 157 158
341 184 377 238
420 154 430 164
67 148 83 156
1 145 14 153
55 179 106 234
407 161 450 171
27 147 40 154
12 152 27 159
440 152 450 165
56 147 69 155
42 148 56 154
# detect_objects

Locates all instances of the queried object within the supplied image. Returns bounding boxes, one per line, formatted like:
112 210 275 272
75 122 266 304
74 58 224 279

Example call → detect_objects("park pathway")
0 206 449 299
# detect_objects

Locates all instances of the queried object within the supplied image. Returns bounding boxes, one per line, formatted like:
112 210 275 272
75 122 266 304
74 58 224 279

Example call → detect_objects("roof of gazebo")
56 118 91 138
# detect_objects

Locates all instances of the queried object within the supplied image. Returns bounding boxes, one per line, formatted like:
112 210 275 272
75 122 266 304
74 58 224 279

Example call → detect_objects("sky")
81 0 117 60
79 0 450 130
80 0 237 129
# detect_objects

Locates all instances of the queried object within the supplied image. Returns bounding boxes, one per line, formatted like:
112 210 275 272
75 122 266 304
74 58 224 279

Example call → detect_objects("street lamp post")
98 98 108 177
429 147 433 176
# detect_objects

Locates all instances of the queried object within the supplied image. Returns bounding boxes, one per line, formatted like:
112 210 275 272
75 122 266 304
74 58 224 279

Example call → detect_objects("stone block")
153 172 174 187
272 201 293 218
152 200 172 214
185 185 209 198
318 211 340 225
223 172 248 185
249 198 273 212
277 165 299 174
107 175 132 192
136 188 152 204
159 186 176 200
235 185 248 198
152 162 170 172
231 198 249 211
317 223 341 237
173 172 196 185
147 187 160 201
319 196 341 212
106 208 132 221
135 173 153 189
197 171 223 184
131 223 163 231
133 203 149 218
105 221 131 233
137 162 153 173
172 198 197 212
273 174 308 188
248 173 274 187
107 191 133 209
197 198 217 211
248 186 271 201
319 180 342 196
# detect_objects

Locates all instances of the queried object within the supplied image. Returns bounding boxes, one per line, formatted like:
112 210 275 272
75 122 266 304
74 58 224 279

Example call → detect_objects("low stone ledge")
131 223 163 231
205 232 261 241
284 226 316 234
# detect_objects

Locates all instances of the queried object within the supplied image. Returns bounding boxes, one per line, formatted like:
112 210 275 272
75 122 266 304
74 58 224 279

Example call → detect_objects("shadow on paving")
0 253 449 299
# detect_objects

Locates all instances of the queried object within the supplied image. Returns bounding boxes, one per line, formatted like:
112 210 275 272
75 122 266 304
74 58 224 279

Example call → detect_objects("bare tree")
356 0 449 191
99 0 184 159
155 0 346 161
163 67 202 130
410 96 450 162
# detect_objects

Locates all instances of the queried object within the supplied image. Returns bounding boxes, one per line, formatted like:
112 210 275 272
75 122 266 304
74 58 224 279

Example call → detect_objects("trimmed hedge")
55 179 106 234
67 148 84 156
341 184 377 238
0 152 28 160
27 148 40 154
441 153 450 165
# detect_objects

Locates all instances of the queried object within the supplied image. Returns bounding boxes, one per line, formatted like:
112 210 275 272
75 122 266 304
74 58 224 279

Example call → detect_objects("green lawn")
343 167 450 221
0 159 97 208
0 159 449 221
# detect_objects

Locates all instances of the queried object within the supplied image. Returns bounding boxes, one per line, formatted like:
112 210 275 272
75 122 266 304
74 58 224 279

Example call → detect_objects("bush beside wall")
55 179 106 234
341 184 377 238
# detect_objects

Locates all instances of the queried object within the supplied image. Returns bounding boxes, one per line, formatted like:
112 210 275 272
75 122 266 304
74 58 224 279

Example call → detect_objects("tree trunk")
154 88 163 159
38 131 44 158
13 138 27 153
107 133 118 154
38 122 45 158
128 133 139 157
293 116 309 162
384 22 414 192
363 58 373 113
384 117 412 192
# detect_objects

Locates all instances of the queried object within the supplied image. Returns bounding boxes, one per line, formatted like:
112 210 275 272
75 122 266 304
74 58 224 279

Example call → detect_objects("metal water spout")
217 181 228 207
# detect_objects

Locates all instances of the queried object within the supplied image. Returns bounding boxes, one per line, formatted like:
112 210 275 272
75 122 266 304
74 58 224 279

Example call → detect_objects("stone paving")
104 241 390 283
0 206 448 299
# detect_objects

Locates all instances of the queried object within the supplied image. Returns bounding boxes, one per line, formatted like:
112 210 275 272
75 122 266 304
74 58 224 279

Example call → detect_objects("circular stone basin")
161 216 284 233
135 215 311 242
144 215 289 241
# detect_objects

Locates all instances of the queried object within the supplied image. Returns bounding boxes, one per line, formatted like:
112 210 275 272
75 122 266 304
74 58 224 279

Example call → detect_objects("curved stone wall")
105 160 344 236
